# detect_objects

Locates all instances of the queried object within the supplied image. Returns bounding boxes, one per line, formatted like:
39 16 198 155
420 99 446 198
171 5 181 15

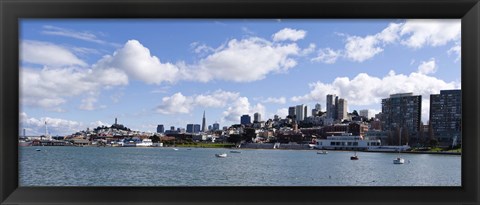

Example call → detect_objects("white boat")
136 139 153 147
173 148 179 151
35 148 41 151
314 133 381 151
317 150 328 154
393 129 406 164
215 153 227 158
393 157 405 164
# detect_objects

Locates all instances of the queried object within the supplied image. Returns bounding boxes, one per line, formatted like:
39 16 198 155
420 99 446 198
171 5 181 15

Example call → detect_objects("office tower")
186 124 194 133
430 90 461 144
156 124 165 133
213 122 220 131
254 112 262 122
288 106 296 119
337 99 347 121
295 104 306 122
202 111 206 132
240 114 251 125
193 124 201 133
359 109 370 119
381 93 422 135
326 94 337 119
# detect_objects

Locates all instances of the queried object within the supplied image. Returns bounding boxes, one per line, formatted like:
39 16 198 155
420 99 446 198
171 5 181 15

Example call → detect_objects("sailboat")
393 128 405 164
351 136 359 160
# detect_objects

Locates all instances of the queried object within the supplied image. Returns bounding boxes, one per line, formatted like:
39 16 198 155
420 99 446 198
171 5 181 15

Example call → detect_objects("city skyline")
20 19 461 135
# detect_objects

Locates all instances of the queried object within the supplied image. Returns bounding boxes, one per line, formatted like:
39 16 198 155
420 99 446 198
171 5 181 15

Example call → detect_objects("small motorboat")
350 155 359 160
215 153 227 158
173 148 179 151
317 150 328 154
393 157 405 164
35 148 41 151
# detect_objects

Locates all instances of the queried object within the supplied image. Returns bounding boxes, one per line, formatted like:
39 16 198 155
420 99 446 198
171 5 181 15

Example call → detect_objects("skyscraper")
337 98 347 121
240 114 251 125
288 106 296 119
312 103 321 116
295 104 307 122
187 124 201 133
213 122 220 131
430 90 461 144
156 124 165 133
326 94 337 119
202 110 206 132
254 112 262 122
381 93 422 135
359 109 370 119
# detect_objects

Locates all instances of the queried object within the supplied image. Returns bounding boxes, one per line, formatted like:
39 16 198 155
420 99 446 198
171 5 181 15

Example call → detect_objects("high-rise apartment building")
381 93 422 135
430 90 461 144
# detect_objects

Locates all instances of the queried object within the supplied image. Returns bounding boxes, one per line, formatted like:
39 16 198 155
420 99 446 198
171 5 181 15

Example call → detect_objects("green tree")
227 134 242 144
149 135 160 143
352 110 359 116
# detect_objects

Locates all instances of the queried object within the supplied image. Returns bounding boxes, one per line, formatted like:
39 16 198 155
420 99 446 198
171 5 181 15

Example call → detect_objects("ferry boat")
367 145 411 152
314 133 381 151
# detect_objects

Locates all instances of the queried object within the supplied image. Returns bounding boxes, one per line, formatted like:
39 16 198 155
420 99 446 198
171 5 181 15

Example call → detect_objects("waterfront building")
170 126 175 131
288 106 296 119
201 111 206 132
156 124 165 133
213 122 220 131
430 89 462 145
254 112 262 122
326 94 337 120
381 93 422 138
240 114 251 125
337 99 347 121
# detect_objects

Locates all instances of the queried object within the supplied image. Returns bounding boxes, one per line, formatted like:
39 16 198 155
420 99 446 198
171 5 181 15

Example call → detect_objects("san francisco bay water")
19 146 461 186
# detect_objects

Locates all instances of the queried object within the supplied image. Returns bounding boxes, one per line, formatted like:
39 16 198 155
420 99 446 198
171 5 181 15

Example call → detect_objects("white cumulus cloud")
272 28 307 42
20 112 84 136
417 58 437 75
313 20 460 63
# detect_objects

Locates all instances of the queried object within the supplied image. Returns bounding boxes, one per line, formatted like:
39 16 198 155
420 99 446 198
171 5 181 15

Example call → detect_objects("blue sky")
19 19 461 136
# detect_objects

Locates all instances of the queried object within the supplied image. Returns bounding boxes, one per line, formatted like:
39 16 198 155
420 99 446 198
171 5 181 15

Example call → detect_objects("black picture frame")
1 0 479 204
